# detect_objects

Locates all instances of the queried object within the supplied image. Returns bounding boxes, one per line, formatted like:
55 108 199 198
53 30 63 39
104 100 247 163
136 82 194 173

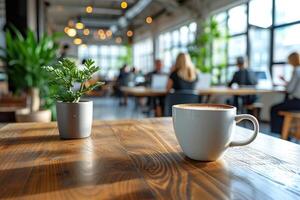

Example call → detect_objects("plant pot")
15 108 52 122
56 101 93 139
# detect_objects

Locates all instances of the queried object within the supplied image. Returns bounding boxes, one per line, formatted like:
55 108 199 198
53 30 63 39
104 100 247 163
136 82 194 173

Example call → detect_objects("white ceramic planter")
56 101 93 139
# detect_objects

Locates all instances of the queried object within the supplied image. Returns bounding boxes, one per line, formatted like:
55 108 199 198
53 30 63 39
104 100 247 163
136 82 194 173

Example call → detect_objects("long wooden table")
0 118 299 199
121 86 286 97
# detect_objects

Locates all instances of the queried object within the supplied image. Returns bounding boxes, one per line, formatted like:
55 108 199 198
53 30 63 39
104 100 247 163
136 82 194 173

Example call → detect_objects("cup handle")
229 114 259 147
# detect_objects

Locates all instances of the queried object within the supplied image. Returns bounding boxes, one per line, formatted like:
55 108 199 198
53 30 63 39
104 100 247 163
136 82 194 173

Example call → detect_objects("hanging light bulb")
68 20 75 27
73 38 82 45
64 26 69 34
75 22 84 29
106 30 113 38
146 16 153 24
127 30 133 37
86 5 93 13
115 37 122 44
120 1 128 9
67 28 77 37
83 28 90 36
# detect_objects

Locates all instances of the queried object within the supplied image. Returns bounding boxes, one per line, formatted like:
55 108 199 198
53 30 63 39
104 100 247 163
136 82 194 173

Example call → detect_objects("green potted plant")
43 58 103 139
188 19 226 85
0 28 60 122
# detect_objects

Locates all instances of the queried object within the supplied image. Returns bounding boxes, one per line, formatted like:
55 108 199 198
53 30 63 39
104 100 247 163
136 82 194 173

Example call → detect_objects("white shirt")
287 66 300 99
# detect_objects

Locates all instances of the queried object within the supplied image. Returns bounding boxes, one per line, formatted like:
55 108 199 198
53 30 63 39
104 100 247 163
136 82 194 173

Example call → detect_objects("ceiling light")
127 30 133 37
106 30 113 37
68 20 75 27
83 28 90 36
73 38 82 45
86 5 93 13
115 37 122 44
121 1 128 9
67 28 77 37
80 44 87 48
146 16 153 24
99 33 106 40
75 22 84 29
64 27 69 34
98 29 104 35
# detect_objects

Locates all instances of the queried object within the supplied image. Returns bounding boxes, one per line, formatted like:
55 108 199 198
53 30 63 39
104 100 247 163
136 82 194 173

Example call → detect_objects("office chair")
164 90 201 116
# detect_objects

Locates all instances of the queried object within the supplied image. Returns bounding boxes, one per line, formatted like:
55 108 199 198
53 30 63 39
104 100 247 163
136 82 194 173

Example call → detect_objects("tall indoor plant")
0 28 60 121
43 58 103 139
188 19 226 84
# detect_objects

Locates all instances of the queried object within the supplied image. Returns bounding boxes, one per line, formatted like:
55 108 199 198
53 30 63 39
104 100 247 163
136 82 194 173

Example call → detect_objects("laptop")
254 70 272 89
196 73 211 89
151 74 169 90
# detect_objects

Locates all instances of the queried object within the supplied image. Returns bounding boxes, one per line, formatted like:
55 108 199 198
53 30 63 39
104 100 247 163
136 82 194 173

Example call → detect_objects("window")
78 45 126 79
211 0 300 85
275 0 300 25
249 0 272 28
228 35 247 65
133 38 153 73
249 27 270 69
228 5 247 35
156 22 197 72
274 23 300 63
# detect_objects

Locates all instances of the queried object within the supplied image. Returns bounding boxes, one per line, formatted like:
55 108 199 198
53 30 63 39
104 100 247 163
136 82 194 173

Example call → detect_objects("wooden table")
1 118 299 199
121 86 285 97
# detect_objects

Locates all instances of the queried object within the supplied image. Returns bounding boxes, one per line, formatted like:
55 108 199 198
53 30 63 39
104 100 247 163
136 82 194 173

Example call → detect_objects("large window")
274 24 300 62
133 38 153 73
275 0 300 25
157 22 197 72
78 45 126 79
212 0 300 85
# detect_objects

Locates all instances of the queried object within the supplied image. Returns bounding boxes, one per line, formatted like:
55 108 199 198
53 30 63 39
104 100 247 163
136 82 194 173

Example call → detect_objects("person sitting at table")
270 52 300 134
166 53 198 91
115 64 131 105
145 59 165 86
228 56 258 109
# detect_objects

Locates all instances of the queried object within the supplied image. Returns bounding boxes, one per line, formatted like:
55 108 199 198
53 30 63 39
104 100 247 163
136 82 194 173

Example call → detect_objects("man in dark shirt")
229 57 257 87
145 59 164 86
228 57 258 110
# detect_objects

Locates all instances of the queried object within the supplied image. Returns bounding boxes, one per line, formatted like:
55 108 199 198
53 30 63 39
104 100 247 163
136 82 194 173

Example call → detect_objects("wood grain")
0 118 300 199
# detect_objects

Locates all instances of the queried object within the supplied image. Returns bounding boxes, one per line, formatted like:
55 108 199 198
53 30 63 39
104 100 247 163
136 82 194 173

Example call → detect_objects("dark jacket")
228 69 257 87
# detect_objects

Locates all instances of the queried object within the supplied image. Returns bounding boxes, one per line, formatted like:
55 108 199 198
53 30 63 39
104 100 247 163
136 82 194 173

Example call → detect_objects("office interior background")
0 0 300 136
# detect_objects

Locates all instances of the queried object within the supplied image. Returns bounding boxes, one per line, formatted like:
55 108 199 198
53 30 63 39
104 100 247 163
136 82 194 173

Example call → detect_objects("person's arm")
286 73 298 94
228 73 238 87
166 79 173 92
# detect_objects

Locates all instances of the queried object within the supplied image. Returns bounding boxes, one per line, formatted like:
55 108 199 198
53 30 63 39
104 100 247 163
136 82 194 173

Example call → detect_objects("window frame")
211 0 300 84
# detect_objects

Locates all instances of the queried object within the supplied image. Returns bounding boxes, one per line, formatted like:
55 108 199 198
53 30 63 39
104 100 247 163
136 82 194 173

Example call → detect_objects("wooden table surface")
121 86 285 97
0 118 299 199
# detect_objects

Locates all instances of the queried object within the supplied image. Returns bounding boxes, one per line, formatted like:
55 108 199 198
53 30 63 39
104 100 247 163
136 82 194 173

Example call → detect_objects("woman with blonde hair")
166 53 198 91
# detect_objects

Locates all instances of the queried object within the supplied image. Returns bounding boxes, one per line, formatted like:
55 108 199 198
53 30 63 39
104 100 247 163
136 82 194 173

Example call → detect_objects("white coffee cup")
172 104 259 161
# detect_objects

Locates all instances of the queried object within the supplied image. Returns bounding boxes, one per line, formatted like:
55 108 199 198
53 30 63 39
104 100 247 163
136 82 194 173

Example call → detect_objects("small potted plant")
43 58 103 139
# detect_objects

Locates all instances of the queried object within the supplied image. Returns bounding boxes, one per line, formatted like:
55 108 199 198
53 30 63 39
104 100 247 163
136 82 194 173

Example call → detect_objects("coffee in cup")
172 104 259 161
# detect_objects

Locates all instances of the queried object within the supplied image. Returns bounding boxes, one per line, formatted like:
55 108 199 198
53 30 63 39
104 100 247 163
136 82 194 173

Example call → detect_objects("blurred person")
228 56 258 109
228 56 257 87
115 64 131 105
146 59 165 86
166 53 198 91
270 52 300 134
59 44 70 60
